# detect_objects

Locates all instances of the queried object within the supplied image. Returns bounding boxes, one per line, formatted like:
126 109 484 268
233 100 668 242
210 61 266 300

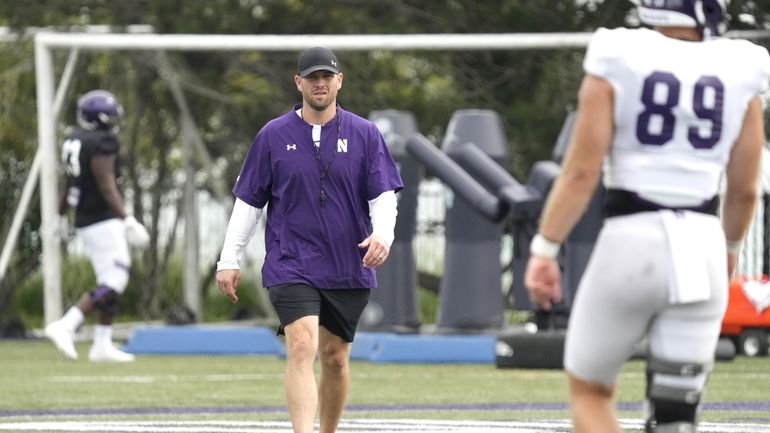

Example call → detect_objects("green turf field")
0 339 768 432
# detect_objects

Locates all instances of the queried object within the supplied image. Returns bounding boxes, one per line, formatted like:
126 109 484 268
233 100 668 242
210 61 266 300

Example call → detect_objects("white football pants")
565 211 728 386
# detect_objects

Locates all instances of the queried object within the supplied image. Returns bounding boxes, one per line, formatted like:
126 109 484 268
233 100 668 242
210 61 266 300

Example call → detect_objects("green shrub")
13 256 443 330
11 271 44 329
199 271 268 322
10 254 271 329
418 286 438 324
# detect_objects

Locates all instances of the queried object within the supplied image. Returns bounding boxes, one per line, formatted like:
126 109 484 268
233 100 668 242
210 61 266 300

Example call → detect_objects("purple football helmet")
76 89 123 131
634 0 730 37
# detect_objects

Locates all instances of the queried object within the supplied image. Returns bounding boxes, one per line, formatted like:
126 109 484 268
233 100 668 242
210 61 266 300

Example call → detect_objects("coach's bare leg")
568 373 621 433
317 326 351 433
284 316 320 433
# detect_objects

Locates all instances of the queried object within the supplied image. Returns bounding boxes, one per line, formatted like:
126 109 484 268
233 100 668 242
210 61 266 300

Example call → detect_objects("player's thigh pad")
77 218 131 293
565 213 670 385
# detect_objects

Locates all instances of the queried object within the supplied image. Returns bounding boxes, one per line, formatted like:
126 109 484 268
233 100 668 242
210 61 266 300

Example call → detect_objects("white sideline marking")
47 373 281 383
43 370 770 385
0 419 769 432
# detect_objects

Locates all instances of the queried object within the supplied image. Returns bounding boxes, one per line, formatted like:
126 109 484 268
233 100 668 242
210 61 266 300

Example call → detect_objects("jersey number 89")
636 71 724 150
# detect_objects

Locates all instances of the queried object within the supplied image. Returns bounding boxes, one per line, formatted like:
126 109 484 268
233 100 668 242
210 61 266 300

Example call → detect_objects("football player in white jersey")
525 1 770 432
45 90 149 363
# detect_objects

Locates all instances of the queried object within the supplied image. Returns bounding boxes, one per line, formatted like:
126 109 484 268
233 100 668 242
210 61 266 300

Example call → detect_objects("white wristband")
726 239 742 254
530 234 561 259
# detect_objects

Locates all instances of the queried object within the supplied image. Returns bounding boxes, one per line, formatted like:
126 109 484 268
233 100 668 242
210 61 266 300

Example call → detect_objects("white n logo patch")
337 138 348 153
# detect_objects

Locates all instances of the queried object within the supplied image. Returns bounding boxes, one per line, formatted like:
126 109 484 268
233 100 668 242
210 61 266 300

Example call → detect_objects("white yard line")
46 374 281 383
0 419 769 433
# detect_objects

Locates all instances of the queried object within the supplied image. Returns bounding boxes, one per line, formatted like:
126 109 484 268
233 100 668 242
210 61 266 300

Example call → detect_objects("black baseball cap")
298 47 340 78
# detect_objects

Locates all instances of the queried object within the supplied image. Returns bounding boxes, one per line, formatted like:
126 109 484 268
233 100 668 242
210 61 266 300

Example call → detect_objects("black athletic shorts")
268 283 371 343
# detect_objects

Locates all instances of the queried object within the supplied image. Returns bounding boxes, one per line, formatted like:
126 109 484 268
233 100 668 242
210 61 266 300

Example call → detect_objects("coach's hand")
358 234 389 268
216 269 241 303
524 256 562 311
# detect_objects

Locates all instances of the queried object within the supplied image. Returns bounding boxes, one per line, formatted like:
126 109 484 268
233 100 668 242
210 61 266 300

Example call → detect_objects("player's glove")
124 215 150 249
54 216 70 241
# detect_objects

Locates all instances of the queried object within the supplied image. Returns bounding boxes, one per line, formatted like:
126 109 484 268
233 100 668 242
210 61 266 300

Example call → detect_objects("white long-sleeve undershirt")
216 191 398 271
368 190 397 247
216 198 262 271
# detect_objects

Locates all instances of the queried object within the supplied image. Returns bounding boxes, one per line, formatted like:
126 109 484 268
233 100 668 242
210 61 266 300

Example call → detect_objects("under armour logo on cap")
286 144 297 151
298 47 340 78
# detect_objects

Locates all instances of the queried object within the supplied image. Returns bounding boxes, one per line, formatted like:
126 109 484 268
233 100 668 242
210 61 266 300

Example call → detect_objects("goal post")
34 31 605 325
32 30 770 325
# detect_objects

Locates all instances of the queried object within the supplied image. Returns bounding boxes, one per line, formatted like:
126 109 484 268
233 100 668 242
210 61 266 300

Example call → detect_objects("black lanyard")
314 115 340 206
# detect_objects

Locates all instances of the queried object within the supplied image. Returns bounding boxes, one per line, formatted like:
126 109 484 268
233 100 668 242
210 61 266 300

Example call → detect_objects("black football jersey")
61 129 121 228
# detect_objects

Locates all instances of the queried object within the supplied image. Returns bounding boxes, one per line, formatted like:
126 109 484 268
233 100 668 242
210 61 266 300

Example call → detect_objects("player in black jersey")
45 90 149 362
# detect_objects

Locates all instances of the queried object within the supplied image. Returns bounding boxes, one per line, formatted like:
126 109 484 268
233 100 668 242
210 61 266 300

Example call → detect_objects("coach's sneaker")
88 344 135 363
44 321 78 361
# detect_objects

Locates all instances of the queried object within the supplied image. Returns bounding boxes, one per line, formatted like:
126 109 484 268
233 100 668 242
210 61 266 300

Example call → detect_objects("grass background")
0 339 769 426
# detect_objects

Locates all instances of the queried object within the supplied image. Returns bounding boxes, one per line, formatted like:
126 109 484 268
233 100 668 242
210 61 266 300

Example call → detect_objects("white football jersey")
584 27 770 204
